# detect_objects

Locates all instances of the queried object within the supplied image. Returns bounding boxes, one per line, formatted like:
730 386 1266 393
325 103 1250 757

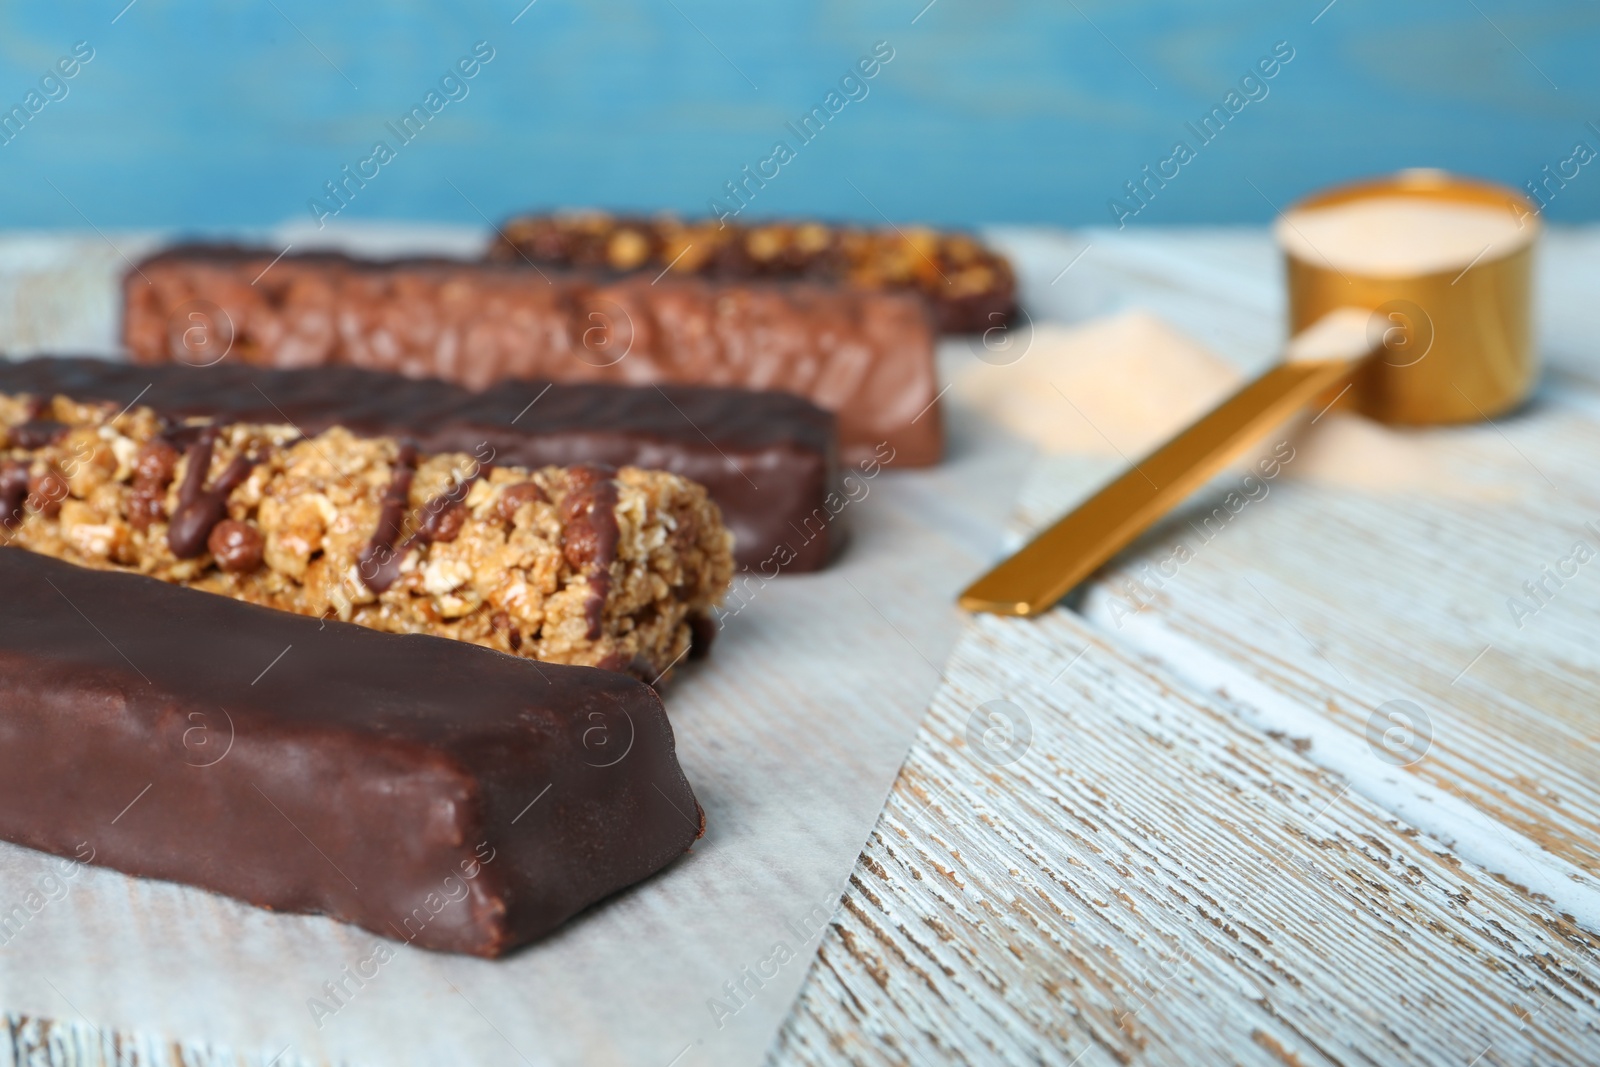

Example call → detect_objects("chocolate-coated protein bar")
0 546 702 956
120 246 942 467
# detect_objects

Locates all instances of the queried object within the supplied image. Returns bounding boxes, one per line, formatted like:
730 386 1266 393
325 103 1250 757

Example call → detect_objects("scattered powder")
1275 195 1533 277
953 311 1240 457
1284 412 1521 501
1287 414 1442 491
956 309 1520 501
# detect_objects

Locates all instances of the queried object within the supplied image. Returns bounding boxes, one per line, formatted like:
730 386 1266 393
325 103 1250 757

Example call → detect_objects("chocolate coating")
119 244 938 468
25 466 67 519
0 356 843 572
207 519 264 573
0 547 702 956
495 481 548 523
133 439 180 486
414 475 478 545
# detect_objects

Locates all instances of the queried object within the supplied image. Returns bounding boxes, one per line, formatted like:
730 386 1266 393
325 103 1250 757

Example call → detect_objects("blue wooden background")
0 0 1596 230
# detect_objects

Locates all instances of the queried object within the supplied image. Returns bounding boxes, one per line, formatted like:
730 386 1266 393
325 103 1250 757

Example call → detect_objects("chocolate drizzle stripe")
159 422 213 452
359 446 491 592
358 442 418 593
9 420 69 450
0 462 28 531
173 429 217 509
166 427 266 559
414 471 480 543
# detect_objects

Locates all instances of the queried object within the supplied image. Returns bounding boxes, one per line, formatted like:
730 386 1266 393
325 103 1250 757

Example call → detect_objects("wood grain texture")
1084 410 1600 877
769 610 1600 1066
0 1014 326 1067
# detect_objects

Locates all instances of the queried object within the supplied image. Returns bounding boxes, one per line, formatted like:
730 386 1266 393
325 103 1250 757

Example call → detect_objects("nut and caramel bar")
0 392 733 683
487 211 1019 335
0 356 842 572
121 245 942 467
0 546 702 956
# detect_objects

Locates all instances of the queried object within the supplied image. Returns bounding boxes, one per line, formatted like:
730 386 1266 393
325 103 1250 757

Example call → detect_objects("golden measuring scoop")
960 170 1539 616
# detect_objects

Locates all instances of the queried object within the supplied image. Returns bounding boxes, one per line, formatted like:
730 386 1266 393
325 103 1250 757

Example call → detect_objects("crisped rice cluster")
0 392 734 682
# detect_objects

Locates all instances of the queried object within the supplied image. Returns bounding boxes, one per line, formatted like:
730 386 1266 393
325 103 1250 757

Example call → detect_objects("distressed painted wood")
771 226 1600 1065
769 610 1600 1065
1079 410 1600 874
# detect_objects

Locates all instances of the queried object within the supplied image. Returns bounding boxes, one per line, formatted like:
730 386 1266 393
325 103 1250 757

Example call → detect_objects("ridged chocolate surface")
0 547 700 956
119 245 941 467
0 356 840 572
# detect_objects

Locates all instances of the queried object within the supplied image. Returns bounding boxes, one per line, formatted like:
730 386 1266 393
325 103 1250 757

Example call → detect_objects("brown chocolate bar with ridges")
487 211 1018 335
0 392 733 683
0 356 841 573
0 545 702 956
120 245 941 467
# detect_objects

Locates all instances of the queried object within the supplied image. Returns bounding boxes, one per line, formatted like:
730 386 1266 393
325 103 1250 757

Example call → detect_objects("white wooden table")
769 227 1600 1065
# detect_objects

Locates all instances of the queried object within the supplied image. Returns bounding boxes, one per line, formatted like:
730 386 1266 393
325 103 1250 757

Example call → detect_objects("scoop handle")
959 318 1376 617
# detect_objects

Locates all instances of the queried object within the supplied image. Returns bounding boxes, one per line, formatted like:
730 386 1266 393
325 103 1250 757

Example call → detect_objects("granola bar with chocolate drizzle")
487 211 1019 334
0 392 734 683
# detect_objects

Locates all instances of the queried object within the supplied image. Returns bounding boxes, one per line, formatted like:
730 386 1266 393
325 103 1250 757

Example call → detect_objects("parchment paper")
0 227 1034 1067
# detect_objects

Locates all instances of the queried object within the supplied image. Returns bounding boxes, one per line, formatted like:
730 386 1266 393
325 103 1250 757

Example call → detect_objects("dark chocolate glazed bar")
120 245 942 467
0 547 701 956
0 356 839 572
